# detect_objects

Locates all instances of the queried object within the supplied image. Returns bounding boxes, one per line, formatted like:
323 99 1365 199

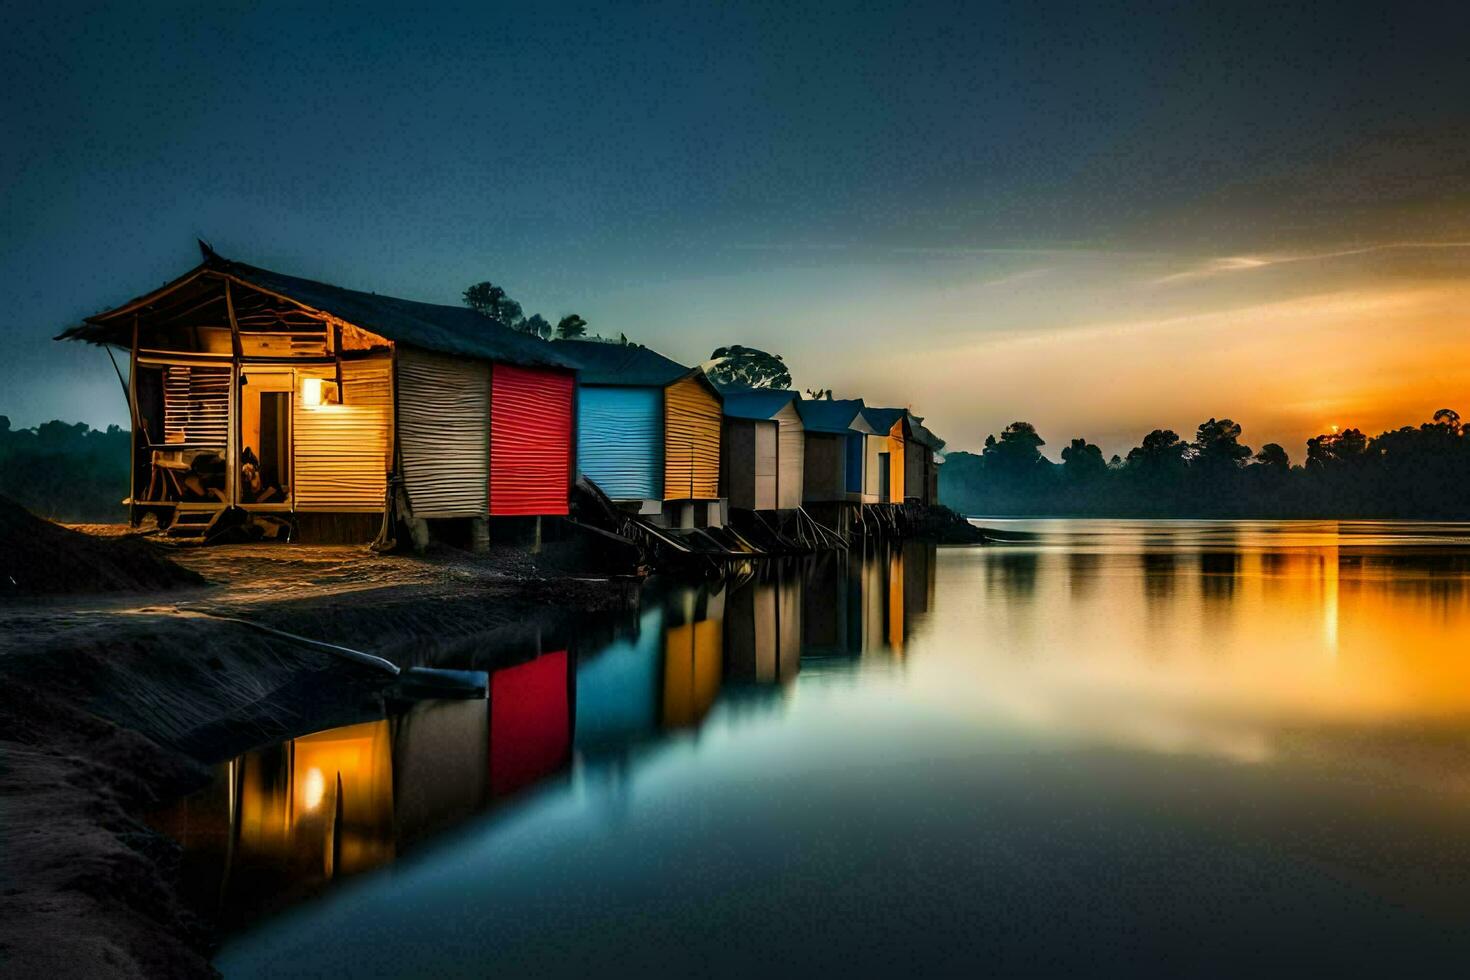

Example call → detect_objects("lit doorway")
239 372 292 507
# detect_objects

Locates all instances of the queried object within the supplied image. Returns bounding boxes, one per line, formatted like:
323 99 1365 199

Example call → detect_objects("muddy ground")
0 530 641 979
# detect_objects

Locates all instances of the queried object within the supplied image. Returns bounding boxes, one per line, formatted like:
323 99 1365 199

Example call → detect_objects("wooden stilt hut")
57 245 577 543
794 397 880 534
905 416 946 506
559 339 725 529
859 407 910 507
719 388 805 513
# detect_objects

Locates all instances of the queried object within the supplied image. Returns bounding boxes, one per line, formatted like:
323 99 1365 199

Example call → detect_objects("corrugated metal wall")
489 364 574 516
397 349 490 518
577 386 661 499
293 359 392 512
664 375 721 500
774 402 805 509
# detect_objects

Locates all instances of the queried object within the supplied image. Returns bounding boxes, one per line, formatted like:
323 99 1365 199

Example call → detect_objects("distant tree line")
941 410 1470 519
0 417 131 521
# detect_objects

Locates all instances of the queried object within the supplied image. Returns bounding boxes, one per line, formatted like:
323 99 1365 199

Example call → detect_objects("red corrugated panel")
489 365 574 516
489 650 570 798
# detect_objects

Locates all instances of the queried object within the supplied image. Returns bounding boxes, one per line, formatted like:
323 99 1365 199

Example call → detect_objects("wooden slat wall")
904 438 924 502
163 365 230 446
754 421 778 510
664 375 721 500
864 434 884 504
489 364 573 516
800 431 845 503
774 401 805 510
293 359 392 512
397 349 490 518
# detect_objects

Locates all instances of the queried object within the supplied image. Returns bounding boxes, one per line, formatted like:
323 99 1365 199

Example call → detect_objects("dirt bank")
0 526 641 978
1 496 204 595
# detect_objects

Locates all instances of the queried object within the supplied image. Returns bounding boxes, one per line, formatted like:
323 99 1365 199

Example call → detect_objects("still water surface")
161 521 1470 976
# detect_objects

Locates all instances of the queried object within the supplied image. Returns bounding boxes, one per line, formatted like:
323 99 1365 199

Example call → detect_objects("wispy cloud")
1152 241 1470 286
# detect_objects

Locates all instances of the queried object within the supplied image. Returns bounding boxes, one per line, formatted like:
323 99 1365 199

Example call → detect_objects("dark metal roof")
795 398 867 433
555 339 693 386
861 406 907 434
909 418 946 452
58 248 577 369
721 389 799 421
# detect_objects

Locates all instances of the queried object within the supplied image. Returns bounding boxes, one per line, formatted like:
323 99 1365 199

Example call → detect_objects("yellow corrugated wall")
664 375 722 500
293 358 393 512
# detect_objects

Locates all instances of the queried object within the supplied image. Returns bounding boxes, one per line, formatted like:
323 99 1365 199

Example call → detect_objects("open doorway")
240 373 292 506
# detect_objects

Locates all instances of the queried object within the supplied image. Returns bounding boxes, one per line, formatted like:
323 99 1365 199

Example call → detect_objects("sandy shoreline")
0 533 641 978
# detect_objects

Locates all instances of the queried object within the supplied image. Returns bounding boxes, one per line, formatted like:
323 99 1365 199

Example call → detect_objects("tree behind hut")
556 314 588 339
463 281 524 328
707 345 792 389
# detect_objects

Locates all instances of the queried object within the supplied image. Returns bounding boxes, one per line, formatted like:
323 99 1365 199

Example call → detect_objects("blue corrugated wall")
845 432 865 493
578 386 662 499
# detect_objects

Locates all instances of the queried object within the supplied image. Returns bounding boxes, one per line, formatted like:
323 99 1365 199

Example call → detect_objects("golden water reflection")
919 521 1470 776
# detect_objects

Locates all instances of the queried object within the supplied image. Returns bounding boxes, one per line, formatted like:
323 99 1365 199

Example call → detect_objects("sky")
3 0 1468 461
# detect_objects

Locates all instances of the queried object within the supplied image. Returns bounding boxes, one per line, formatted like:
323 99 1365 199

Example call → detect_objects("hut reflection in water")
154 543 934 930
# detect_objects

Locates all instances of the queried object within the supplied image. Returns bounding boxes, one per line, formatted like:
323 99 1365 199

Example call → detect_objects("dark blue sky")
4 1 1468 453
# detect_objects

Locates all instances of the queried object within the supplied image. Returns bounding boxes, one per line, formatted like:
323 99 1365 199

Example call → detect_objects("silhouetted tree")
463 281 524 328
1306 428 1368 469
1254 443 1290 469
556 314 588 339
707 345 792 389
522 314 552 339
1126 429 1188 474
1193 418 1251 468
939 409 1470 520
1060 437 1106 480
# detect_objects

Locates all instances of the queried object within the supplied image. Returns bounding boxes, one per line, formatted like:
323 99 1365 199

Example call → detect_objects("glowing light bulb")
303 767 325 810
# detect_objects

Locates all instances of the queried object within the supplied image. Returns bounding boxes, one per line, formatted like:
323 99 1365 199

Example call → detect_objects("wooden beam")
224 279 244 360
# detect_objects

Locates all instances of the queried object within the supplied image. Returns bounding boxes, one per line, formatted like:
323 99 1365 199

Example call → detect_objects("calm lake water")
159 520 1470 977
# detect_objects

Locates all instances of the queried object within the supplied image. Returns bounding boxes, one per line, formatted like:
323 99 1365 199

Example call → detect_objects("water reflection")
180 522 1470 977
156 541 935 930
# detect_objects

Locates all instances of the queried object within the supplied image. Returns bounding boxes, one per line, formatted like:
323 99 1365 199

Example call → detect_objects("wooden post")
224 281 243 506
127 315 139 526
332 324 344 400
